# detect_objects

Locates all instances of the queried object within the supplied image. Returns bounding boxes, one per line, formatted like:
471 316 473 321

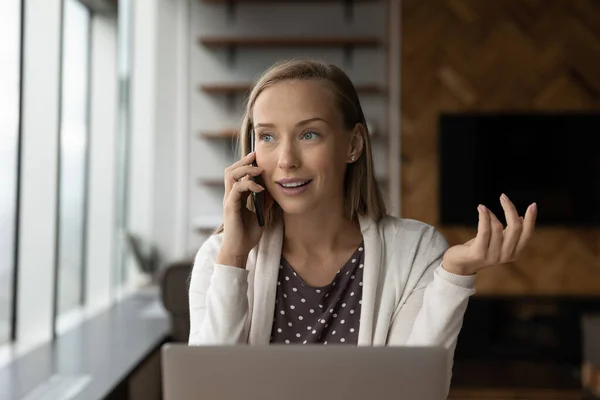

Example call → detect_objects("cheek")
310 147 346 179
256 151 278 179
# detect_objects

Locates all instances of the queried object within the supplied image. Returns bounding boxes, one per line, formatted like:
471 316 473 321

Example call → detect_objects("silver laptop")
161 343 448 400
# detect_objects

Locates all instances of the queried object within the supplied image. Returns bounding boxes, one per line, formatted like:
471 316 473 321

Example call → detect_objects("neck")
282 205 361 257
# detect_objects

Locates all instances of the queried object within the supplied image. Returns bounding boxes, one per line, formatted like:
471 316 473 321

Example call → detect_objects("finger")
515 202 537 255
473 205 491 258
487 210 504 264
226 180 265 211
230 151 256 168
228 165 263 182
224 165 263 195
224 152 256 182
499 194 523 260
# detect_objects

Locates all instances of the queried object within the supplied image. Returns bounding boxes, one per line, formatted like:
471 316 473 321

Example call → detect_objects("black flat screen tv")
438 112 600 227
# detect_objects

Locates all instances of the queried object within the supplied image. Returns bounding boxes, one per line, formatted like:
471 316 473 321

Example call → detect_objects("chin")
275 197 320 216
277 200 312 216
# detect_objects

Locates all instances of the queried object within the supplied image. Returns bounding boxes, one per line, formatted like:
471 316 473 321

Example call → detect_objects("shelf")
197 177 226 187
198 36 380 49
198 36 380 66
198 129 239 140
193 216 223 235
198 83 384 95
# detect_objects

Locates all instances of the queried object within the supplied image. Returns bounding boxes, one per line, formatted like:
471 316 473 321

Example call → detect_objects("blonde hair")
215 58 387 234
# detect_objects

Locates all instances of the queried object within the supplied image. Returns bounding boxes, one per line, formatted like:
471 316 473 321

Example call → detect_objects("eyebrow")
254 117 328 129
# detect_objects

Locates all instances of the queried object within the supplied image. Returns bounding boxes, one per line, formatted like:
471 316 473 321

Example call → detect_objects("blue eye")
260 134 273 142
302 131 319 140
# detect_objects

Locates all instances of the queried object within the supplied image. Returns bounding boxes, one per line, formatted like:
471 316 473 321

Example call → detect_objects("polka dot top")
270 242 364 345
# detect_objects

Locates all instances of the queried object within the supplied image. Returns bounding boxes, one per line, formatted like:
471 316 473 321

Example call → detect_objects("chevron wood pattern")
401 0 600 295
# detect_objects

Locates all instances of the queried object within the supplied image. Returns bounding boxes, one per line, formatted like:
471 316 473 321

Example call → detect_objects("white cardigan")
188 214 477 392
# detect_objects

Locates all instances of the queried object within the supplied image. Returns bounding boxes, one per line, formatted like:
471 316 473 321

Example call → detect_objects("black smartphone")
250 129 265 227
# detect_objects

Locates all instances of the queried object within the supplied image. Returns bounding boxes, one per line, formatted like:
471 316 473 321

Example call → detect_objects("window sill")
0 286 170 400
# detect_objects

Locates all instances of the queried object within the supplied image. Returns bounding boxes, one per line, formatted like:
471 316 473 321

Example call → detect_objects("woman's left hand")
442 193 538 276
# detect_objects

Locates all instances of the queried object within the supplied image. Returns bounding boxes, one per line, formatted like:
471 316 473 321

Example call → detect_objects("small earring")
351 156 355 161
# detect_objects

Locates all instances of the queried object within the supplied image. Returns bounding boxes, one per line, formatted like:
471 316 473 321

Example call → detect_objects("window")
0 0 22 345
56 0 91 315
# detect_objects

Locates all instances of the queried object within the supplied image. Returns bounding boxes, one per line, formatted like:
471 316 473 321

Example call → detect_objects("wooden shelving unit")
198 83 384 95
188 0 394 250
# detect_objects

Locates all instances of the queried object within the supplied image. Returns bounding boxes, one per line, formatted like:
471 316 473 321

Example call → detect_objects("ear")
347 123 366 163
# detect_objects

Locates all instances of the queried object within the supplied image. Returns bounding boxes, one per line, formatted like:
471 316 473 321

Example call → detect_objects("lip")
276 178 312 185
276 179 313 196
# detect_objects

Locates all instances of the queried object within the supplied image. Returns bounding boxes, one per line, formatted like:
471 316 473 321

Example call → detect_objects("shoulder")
378 215 448 252
375 216 449 282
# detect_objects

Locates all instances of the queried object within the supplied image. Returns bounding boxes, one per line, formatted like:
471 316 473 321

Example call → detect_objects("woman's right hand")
217 152 272 268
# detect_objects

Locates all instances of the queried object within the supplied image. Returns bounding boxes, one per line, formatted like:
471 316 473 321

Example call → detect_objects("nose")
277 138 300 171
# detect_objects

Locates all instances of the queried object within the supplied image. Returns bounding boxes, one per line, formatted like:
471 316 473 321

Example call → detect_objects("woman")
188 59 537 385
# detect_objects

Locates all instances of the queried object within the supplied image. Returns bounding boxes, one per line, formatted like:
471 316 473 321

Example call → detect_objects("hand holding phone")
218 143 268 267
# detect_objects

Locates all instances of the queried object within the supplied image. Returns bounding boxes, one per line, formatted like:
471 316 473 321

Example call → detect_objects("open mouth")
278 180 312 189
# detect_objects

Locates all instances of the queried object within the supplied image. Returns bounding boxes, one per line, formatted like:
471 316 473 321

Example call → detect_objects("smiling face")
252 80 357 217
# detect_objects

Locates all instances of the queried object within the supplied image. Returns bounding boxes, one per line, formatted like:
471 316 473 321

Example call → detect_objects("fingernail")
478 204 487 212
531 202 537 213
501 193 508 202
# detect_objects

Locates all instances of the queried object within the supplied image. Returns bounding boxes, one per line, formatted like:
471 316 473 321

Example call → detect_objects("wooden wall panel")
401 0 600 295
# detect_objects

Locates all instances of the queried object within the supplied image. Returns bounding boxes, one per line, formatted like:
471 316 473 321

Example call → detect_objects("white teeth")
282 181 308 188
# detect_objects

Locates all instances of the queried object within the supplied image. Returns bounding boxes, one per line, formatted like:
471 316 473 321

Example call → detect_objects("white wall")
128 0 158 283
127 0 190 272
126 0 169 285
152 0 190 263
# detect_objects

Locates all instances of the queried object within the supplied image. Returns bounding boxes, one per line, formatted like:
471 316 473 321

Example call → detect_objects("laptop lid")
162 344 448 400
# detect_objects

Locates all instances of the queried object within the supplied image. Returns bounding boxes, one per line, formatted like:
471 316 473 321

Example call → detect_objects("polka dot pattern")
270 241 364 345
